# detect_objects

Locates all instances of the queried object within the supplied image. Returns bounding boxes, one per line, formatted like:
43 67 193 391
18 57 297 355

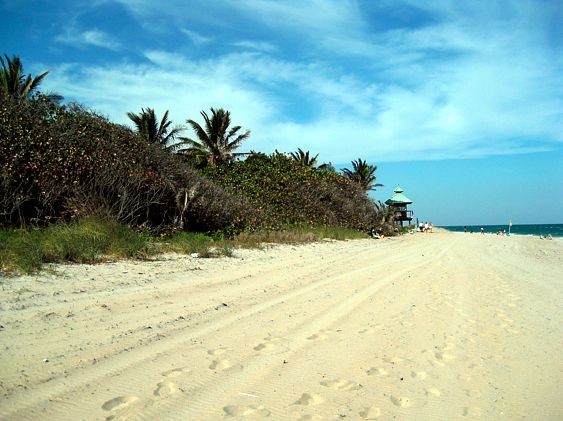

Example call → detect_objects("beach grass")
158 231 215 256
234 226 368 247
0 219 153 274
0 220 368 274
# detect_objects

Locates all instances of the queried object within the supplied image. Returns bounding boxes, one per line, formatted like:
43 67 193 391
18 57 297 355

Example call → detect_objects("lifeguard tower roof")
385 185 413 205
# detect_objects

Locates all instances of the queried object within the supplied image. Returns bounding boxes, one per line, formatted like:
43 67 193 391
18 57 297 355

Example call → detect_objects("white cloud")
56 28 121 50
42 0 563 163
180 28 212 46
232 40 277 53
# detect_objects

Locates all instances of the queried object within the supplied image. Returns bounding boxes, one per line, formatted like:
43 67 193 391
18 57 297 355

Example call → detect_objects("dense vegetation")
1 54 395 272
0 94 254 231
203 152 388 232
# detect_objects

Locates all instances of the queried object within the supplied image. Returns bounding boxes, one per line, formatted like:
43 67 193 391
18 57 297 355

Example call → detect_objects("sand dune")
1 231 562 420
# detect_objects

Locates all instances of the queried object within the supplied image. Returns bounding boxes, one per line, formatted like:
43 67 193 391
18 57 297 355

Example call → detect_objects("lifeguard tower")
385 186 413 227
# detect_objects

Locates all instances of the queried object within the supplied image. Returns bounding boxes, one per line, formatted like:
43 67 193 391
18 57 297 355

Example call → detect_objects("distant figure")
464 226 467 233
480 227 484 235
547 234 553 240
371 229 384 239
419 222 424 232
424 222 429 232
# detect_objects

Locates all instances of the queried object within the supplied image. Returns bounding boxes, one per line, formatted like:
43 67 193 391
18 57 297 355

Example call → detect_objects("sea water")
442 224 563 238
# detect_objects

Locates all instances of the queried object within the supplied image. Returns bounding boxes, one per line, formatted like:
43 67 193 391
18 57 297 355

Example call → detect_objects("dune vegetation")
1 54 394 273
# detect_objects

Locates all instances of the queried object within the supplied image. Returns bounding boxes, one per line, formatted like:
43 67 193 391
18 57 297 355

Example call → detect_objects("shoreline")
1 230 561 419
439 227 563 242
438 223 563 238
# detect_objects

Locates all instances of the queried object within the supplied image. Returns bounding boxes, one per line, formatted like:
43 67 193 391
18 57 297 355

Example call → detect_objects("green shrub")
0 229 44 273
159 231 213 255
0 219 153 274
233 225 367 245
0 94 254 232
203 153 386 232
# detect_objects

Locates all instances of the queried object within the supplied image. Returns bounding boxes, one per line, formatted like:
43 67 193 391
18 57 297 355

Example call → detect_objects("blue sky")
2 0 562 225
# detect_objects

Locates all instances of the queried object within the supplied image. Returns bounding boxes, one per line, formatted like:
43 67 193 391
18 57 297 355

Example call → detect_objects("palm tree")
0 54 49 99
289 148 319 168
342 158 383 192
317 162 335 172
126 108 184 151
180 107 250 165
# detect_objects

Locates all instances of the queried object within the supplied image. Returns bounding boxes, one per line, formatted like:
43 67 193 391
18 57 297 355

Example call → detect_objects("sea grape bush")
0 93 253 231
203 153 388 232
1 91 391 235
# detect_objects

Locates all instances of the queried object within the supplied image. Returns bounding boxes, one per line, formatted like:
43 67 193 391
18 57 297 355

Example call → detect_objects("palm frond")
184 107 250 165
0 54 50 99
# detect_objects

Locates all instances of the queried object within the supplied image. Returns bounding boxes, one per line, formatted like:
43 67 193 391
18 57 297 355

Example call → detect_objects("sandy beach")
1 230 561 420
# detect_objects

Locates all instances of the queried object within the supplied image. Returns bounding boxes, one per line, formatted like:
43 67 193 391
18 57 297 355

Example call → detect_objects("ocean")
442 223 563 238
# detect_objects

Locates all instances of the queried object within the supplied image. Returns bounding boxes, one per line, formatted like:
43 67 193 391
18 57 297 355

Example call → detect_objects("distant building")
385 185 413 227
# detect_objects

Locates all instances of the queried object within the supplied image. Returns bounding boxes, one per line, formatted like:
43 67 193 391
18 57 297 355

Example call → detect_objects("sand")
0 230 562 420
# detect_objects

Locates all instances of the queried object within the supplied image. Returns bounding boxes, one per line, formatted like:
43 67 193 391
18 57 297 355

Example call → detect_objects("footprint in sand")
410 370 427 380
320 379 362 391
102 396 139 412
254 342 275 352
307 333 328 340
295 393 324 405
383 356 403 365
223 404 271 417
389 396 412 407
161 367 190 378
442 342 456 351
264 336 284 342
307 330 333 341
358 327 375 334
207 347 228 356
209 359 232 371
464 389 482 398
298 415 324 421
434 351 456 361
153 381 178 397
359 406 381 419
367 367 388 376
425 387 442 397
462 406 482 417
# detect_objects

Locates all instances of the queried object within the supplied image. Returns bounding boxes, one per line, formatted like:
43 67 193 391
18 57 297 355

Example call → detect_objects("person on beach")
370 229 384 239
480 227 484 235
424 222 429 232
464 226 467 233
